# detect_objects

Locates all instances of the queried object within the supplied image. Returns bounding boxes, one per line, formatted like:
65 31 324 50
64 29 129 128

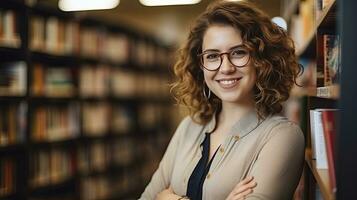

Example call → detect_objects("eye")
231 49 248 58
204 53 220 60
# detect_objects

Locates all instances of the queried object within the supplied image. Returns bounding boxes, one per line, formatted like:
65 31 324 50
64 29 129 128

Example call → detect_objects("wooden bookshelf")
284 0 341 199
0 0 175 199
305 149 335 200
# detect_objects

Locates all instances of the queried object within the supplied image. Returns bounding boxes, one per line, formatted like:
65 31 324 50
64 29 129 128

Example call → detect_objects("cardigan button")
234 135 240 141
219 147 224 153
206 173 211 179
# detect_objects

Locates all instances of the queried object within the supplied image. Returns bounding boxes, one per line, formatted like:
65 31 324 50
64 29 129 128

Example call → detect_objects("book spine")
321 110 337 193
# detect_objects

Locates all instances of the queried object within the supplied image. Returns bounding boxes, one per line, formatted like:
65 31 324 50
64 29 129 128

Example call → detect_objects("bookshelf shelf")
316 0 337 30
0 143 25 153
29 177 76 194
297 29 316 58
282 0 300 21
305 149 335 200
30 51 78 65
29 138 79 148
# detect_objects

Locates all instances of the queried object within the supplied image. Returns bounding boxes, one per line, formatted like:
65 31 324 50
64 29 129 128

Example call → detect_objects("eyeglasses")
198 45 250 71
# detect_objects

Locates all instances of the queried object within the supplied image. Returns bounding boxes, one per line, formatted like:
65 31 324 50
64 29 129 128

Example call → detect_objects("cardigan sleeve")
245 122 305 200
139 117 190 200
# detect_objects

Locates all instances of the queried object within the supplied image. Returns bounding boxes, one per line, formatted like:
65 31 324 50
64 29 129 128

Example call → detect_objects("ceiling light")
59 0 120 11
271 17 287 30
139 0 201 6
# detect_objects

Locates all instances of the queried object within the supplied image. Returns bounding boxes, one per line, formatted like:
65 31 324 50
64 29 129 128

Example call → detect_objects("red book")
322 110 338 193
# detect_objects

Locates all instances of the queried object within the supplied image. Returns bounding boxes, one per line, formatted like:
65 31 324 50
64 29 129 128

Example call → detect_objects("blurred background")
0 0 342 199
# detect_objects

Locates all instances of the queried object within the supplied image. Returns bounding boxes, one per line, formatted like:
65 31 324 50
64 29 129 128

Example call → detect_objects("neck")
218 99 255 129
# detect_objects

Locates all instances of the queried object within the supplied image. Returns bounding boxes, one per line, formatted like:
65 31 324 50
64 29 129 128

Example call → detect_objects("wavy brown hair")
171 0 302 124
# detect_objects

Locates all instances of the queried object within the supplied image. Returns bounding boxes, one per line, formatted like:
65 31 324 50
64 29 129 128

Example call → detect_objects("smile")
217 77 242 89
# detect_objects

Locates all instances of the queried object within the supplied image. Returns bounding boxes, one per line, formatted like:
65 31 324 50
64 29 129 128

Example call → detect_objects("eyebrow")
202 44 245 53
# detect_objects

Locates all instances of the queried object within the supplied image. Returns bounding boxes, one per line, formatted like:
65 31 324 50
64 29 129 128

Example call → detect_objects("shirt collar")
203 109 263 138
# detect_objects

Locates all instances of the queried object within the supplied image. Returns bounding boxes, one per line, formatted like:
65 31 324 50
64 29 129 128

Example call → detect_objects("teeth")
219 79 238 85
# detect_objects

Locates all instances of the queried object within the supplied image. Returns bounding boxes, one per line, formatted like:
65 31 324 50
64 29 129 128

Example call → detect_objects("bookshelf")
0 0 176 200
283 0 341 199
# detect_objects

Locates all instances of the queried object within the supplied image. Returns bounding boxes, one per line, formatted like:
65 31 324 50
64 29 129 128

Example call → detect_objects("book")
79 65 109 97
321 109 338 193
82 103 110 136
309 109 328 169
323 34 341 86
0 10 21 48
0 62 27 96
0 158 16 196
0 102 27 146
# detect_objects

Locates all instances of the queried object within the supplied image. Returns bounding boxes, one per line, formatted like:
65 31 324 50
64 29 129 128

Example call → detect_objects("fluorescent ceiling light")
59 0 120 11
139 0 201 6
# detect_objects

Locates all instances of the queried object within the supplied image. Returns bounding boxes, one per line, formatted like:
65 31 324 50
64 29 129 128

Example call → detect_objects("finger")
234 177 253 190
234 181 257 195
233 188 253 200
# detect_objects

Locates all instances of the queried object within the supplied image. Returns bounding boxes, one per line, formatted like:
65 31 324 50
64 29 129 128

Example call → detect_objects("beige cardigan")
139 111 305 200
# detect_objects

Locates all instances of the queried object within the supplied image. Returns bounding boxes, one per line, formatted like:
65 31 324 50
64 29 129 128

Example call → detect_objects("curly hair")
171 0 302 124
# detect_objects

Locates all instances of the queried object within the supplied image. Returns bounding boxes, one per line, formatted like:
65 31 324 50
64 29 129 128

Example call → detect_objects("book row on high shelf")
0 0 179 199
282 0 340 200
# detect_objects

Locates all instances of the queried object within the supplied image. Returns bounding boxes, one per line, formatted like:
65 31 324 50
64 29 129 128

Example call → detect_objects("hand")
225 176 257 200
156 187 182 200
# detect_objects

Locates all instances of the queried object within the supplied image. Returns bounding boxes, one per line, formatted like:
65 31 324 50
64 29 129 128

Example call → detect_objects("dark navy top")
186 133 220 200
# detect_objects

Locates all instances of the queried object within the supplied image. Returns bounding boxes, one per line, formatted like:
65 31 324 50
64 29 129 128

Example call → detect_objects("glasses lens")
229 48 249 67
202 52 221 70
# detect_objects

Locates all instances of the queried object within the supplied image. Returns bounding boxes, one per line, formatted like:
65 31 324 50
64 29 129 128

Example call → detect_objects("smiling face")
201 24 256 105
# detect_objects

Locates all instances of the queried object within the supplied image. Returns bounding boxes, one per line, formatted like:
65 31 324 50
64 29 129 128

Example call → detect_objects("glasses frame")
198 45 251 71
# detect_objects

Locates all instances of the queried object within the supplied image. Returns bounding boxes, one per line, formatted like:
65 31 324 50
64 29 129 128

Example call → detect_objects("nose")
219 54 235 74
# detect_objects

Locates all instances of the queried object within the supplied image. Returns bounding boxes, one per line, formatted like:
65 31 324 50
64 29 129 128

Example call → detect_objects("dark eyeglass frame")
197 45 251 71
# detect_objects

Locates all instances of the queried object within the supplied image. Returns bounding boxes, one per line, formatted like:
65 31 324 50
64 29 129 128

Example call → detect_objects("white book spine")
313 110 328 169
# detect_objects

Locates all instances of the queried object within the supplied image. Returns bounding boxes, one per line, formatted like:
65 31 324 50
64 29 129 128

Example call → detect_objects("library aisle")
0 0 356 200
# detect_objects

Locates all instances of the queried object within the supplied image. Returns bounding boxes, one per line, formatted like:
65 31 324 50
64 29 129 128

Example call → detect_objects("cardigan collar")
203 109 263 138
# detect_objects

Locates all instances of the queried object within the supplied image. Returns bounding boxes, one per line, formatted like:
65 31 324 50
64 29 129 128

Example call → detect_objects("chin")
216 93 243 103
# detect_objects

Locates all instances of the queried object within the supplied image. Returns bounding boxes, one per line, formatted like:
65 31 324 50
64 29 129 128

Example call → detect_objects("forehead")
202 24 243 51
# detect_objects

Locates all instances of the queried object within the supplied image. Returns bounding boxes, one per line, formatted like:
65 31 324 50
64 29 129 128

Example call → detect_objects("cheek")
243 68 257 90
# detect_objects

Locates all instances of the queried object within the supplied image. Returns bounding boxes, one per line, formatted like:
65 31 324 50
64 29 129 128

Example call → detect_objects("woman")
140 1 304 200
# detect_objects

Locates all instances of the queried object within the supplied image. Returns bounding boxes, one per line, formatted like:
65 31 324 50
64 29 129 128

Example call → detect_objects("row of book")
32 64 76 97
0 63 171 100
78 143 110 175
29 148 76 188
2 100 171 143
30 16 80 56
0 102 26 146
309 108 338 194
31 104 80 142
0 158 15 197
80 168 141 200
30 63 171 98
111 68 170 98
28 14 171 66
289 0 335 52
80 177 111 200
0 9 20 48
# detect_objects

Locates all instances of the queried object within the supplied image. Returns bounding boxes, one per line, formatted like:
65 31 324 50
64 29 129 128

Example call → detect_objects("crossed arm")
140 121 305 200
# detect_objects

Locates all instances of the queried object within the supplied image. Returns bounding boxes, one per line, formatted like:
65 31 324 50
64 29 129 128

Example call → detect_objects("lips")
216 77 242 89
